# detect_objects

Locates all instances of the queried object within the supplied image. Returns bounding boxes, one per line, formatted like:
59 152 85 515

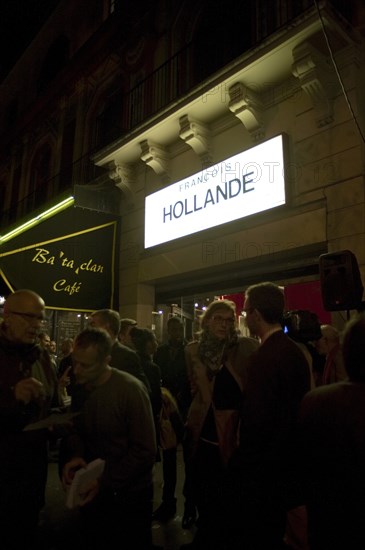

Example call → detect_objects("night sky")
0 0 60 82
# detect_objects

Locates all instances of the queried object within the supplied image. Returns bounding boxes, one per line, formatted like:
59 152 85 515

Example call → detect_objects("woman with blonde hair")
181 299 258 549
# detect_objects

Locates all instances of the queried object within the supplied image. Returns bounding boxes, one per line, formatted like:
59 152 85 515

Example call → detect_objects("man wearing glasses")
0 289 57 549
227 282 311 549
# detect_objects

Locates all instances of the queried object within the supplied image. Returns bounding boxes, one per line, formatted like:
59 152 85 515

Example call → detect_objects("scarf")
198 329 238 379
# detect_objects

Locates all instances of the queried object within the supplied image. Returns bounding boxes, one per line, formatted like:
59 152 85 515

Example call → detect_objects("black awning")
0 206 119 311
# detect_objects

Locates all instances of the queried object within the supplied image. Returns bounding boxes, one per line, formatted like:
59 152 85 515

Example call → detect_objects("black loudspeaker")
319 250 364 311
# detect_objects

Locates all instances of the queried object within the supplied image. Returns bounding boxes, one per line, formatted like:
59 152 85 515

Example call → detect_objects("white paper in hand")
66 458 105 509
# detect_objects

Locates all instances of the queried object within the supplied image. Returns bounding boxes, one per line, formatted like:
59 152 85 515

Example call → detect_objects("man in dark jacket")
226 282 311 550
154 317 194 525
0 289 57 550
154 316 191 419
300 315 365 549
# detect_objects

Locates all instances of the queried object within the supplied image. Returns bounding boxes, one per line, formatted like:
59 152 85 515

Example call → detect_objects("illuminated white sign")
144 134 286 248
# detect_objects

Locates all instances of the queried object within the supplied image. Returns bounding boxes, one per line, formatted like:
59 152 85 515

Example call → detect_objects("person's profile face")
61 340 73 356
146 335 158 356
88 314 105 331
119 325 135 347
315 335 328 356
39 334 51 348
49 340 57 353
242 298 257 336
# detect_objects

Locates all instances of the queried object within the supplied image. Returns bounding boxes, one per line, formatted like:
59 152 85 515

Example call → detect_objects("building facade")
1 0 364 340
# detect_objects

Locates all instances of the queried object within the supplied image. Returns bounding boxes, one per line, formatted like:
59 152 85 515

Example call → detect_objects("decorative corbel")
140 139 170 183
292 41 339 127
108 160 135 205
179 115 213 165
228 82 265 141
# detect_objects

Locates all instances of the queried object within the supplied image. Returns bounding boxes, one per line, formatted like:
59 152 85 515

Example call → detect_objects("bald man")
0 289 58 549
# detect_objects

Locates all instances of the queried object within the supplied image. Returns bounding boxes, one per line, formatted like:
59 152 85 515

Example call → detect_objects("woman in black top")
183 299 258 549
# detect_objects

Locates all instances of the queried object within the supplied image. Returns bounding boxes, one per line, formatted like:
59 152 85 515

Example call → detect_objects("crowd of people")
0 284 364 550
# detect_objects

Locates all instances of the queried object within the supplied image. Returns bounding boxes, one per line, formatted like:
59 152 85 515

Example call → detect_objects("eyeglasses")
242 308 255 317
9 311 45 322
211 315 235 325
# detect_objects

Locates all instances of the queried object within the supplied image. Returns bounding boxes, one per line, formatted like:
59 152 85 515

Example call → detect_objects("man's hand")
62 456 87 488
59 365 72 389
14 377 44 404
62 457 101 507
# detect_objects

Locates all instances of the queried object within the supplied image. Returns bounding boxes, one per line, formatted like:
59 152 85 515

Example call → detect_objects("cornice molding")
292 41 340 127
228 82 265 142
140 139 170 183
108 160 135 205
179 114 212 165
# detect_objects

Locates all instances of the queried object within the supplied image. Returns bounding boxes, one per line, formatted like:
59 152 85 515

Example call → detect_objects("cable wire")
314 0 365 144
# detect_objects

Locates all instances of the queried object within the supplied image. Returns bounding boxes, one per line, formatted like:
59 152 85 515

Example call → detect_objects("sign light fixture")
0 196 75 244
